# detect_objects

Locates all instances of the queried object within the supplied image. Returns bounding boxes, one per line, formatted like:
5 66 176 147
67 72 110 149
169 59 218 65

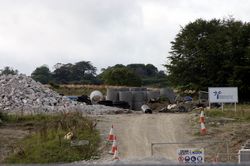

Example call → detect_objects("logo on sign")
213 90 233 100
213 91 222 99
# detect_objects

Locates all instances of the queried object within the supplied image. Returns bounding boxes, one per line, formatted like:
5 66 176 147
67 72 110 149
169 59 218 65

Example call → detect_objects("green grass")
4 112 100 164
205 104 250 122
0 112 57 123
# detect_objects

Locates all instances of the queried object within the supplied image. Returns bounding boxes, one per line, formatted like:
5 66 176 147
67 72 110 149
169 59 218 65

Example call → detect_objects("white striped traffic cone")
199 111 205 123
112 149 120 160
200 122 207 135
107 125 115 142
109 136 118 154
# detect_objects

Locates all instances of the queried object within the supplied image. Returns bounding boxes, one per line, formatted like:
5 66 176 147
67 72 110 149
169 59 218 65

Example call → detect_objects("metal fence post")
151 143 153 156
226 141 230 161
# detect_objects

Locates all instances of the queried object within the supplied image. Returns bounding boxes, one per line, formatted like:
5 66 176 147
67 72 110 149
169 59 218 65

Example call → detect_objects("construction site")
0 74 250 165
1 1 250 165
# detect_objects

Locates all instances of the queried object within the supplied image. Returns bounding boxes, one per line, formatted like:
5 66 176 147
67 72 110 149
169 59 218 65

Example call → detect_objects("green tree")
166 18 250 101
145 64 158 77
127 64 147 77
0 66 18 75
126 63 164 78
53 63 73 83
100 66 142 86
71 61 97 83
31 65 52 84
52 61 98 84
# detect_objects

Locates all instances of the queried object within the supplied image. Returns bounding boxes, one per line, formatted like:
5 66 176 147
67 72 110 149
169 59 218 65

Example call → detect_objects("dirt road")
96 113 193 161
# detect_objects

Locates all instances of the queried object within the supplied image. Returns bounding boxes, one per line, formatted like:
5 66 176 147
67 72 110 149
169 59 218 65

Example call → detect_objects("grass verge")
3 112 100 164
205 104 250 122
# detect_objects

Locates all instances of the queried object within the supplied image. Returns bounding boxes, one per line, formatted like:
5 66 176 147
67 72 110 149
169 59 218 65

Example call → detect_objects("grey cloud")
0 0 250 74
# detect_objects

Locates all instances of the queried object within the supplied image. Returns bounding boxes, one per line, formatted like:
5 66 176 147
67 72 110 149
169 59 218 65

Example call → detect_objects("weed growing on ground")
205 104 250 122
4 112 100 164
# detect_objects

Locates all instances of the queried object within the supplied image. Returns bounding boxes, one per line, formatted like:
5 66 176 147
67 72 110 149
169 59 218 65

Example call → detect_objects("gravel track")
96 113 193 163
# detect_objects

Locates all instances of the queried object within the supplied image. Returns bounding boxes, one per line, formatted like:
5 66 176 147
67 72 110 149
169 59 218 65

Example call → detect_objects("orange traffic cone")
199 111 205 123
107 125 115 142
112 149 120 160
109 136 118 154
200 122 207 135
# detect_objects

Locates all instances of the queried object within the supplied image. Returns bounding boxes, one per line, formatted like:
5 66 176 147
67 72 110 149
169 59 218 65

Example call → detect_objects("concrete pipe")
129 87 147 91
117 87 129 91
147 90 160 102
131 91 147 110
160 88 176 103
133 101 146 111
141 104 152 114
129 87 141 91
119 91 132 109
132 91 146 102
140 87 147 91
90 90 103 104
106 88 119 102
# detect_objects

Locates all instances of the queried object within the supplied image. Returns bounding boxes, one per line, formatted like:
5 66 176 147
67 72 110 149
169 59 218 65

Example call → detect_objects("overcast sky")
0 0 249 75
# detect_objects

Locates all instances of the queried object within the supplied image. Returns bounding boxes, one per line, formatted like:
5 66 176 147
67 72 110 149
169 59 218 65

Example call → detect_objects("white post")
234 102 237 112
222 103 224 111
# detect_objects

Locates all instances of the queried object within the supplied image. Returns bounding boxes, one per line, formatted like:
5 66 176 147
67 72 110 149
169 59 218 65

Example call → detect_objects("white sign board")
177 148 204 164
208 87 238 103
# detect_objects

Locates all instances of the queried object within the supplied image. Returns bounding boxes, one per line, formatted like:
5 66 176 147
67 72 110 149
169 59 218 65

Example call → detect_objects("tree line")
29 62 166 86
0 62 166 87
166 17 250 101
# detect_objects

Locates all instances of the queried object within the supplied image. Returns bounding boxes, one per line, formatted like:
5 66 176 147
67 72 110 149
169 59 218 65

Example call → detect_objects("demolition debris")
0 74 129 115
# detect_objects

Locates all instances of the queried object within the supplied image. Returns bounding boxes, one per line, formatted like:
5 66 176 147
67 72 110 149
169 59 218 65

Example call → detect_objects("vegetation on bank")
2 112 100 164
204 104 250 122
50 84 107 96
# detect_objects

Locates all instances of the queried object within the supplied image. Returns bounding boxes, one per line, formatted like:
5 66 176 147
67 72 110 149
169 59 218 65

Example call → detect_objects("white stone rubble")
0 74 130 115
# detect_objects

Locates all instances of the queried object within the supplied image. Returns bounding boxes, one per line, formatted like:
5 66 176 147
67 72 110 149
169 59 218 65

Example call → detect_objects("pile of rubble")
0 74 128 115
